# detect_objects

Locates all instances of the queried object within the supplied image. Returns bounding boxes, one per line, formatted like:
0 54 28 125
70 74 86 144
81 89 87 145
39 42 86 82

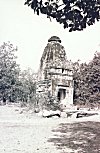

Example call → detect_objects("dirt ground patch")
0 104 66 153
48 121 100 153
0 104 100 153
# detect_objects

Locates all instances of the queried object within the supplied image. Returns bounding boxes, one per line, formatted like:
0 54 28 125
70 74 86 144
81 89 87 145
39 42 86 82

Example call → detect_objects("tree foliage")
0 43 36 105
73 52 100 106
24 0 100 31
0 42 20 102
18 68 36 104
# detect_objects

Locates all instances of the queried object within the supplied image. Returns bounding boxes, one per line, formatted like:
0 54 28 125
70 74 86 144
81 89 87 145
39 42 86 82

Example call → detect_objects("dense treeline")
0 42 36 105
0 42 99 107
73 51 100 106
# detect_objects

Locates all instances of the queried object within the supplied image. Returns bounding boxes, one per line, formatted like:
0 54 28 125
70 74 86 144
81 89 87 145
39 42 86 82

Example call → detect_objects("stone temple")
36 36 74 106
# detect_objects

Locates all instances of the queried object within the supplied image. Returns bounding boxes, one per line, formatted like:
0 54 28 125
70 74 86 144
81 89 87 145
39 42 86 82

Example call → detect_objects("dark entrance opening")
57 88 66 101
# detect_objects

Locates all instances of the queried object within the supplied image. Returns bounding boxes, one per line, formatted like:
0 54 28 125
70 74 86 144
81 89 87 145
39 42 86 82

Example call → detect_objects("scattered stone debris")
42 110 61 118
76 112 98 118
19 110 23 114
34 107 40 113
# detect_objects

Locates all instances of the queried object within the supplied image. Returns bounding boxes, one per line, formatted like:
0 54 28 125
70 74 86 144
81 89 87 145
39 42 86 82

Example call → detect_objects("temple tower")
36 36 74 105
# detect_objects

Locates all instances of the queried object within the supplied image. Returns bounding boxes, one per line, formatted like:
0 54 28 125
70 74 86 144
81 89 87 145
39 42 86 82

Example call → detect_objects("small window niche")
62 68 64 73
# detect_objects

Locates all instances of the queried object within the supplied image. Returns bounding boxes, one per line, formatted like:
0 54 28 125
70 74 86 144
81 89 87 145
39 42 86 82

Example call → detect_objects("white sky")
0 0 100 72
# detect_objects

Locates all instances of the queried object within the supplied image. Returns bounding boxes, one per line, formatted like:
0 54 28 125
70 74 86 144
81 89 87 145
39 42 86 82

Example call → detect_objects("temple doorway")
57 88 66 101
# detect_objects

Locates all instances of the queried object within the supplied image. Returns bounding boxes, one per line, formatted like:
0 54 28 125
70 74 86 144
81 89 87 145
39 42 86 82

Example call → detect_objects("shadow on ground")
48 121 100 153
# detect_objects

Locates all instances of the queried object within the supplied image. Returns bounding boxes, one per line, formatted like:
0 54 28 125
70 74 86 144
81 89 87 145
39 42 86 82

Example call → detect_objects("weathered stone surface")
36 36 74 109
76 111 98 118
42 110 61 118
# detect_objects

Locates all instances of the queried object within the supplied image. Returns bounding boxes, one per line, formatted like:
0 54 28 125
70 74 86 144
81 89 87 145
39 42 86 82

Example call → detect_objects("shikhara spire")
36 36 74 108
